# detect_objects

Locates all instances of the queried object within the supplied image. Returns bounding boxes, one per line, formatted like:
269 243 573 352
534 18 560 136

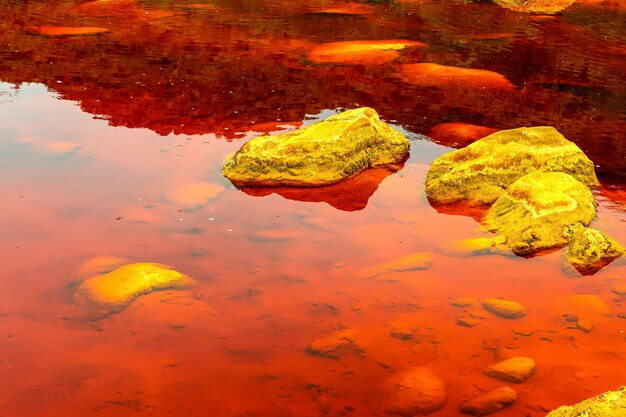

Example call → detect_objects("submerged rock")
485 357 536 383
460 386 517 416
357 252 434 279
222 107 410 187
482 298 527 319
306 328 364 359
307 40 426 64
425 127 599 205
567 227 624 275
162 181 224 208
482 171 596 256
494 0 577 14
73 262 196 317
27 25 110 36
383 367 447 416
399 63 515 90
546 386 626 416
428 122 499 148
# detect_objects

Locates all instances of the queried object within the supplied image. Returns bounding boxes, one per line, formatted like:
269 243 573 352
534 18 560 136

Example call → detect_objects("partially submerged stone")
482 171 596 255
162 181 225 209
27 25 110 36
399 63 515 90
460 386 517 416
485 357 536 383
307 40 426 64
383 368 447 416
357 252 434 279
222 107 410 187
567 227 624 275
494 0 577 14
449 237 509 256
482 298 527 319
425 127 599 205
73 262 196 317
546 386 626 416
428 122 498 148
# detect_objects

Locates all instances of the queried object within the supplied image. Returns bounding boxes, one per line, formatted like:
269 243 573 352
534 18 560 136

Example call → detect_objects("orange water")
1 0 625 416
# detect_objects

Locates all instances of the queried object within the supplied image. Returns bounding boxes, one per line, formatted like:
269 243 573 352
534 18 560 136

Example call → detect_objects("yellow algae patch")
73 262 196 317
494 0 576 14
358 252 434 279
27 26 110 36
222 107 409 187
567 227 624 275
162 181 224 208
483 172 596 256
307 40 426 64
425 127 599 205
399 63 515 90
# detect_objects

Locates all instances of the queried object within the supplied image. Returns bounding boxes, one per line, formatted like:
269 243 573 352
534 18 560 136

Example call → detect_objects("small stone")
457 316 481 327
460 386 517 416
452 297 478 308
307 40 427 64
511 328 534 337
383 368 447 416
485 357 536 383
390 322 418 340
612 286 626 297
567 227 624 275
482 298 527 319
306 329 363 359
576 319 594 333
357 252 434 279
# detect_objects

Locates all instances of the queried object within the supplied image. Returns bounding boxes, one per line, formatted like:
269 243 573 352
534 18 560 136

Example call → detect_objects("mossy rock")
482 171 596 256
567 227 624 275
222 107 410 187
425 126 599 205
547 386 626 416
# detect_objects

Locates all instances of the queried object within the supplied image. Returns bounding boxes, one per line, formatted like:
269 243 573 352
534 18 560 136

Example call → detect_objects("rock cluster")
425 126 623 273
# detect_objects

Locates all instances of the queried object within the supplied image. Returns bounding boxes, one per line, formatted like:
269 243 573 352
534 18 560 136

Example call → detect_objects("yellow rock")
482 298 527 319
482 172 596 255
567 227 624 275
546 386 626 416
73 262 196 317
494 0 576 14
425 127 599 205
357 252 434 279
222 107 410 187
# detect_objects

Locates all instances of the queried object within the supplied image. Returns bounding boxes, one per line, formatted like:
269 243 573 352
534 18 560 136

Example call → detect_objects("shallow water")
0 0 625 416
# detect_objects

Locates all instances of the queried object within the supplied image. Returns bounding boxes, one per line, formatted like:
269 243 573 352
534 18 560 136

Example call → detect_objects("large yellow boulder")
547 386 626 416
222 107 410 187
482 171 596 255
567 227 624 275
73 262 196 317
425 127 599 205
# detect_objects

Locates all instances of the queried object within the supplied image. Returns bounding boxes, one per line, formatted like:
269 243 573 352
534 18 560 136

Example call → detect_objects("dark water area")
0 0 625 416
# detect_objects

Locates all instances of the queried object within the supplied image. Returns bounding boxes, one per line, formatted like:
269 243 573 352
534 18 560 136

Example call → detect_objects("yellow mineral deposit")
307 40 427 64
222 107 410 187
494 0 577 14
73 262 196 317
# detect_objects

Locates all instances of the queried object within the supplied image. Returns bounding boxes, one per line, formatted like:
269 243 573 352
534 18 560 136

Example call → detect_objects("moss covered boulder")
73 262 196 317
567 227 624 275
425 127 599 205
222 107 410 187
547 386 626 416
482 171 596 255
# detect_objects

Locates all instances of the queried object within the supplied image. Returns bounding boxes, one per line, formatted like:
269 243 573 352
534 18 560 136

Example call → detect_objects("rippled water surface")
1 0 625 416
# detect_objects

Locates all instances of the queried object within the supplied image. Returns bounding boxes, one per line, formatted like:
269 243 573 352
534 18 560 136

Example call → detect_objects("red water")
0 0 625 416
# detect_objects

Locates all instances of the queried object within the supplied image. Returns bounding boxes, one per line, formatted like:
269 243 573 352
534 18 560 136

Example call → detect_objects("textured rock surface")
383 367 447 416
460 386 517 416
222 107 410 187
306 329 363 359
494 0 576 14
546 386 626 416
425 127 599 205
567 227 624 275
485 357 536 383
73 262 196 317
482 298 527 319
482 171 596 255
307 40 426 64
